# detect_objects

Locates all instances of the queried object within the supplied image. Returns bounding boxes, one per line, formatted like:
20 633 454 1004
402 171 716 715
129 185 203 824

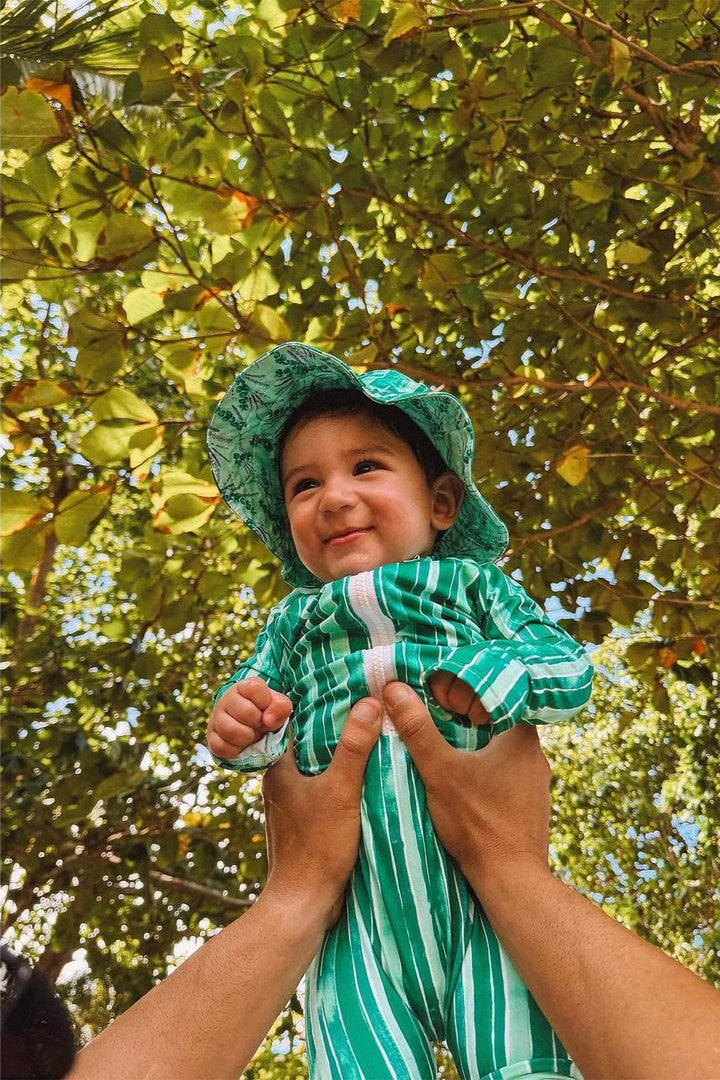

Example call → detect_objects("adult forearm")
473 859 720 1080
68 891 326 1080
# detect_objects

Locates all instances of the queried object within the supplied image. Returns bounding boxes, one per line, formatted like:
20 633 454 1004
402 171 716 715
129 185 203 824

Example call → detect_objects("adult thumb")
325 698 382 797
383 682 452 780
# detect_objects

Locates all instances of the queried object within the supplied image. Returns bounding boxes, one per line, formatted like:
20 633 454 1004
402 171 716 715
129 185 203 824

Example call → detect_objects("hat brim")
207 343 508 588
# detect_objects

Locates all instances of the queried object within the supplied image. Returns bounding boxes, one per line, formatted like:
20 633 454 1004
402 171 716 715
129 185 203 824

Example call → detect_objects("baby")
206 342 592 1080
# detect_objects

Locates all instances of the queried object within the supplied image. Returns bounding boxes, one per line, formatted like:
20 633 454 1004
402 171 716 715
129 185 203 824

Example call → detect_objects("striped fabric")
214 557 592 1079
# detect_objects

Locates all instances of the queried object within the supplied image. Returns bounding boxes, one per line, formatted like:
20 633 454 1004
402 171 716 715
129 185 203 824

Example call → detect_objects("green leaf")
4 380 72 415
198 571 229 600
138 46 175 105
128 424 164 478
137 580 164 621
1 522 52 570
95 770 144 802
421 253 467 294
54 484 114 545
22 155 61 203
75 344 126 382
625 642 656 670
236 264 280 302
247 303 291 342
159 597 195 634
90 388 158 423
614 240 652 266
571 178 612 204
0 88 60 149
78 423 136 466
609 39 631 84
1 490 53 535
123 288 165 324
95 215 156 262
138 13 184 50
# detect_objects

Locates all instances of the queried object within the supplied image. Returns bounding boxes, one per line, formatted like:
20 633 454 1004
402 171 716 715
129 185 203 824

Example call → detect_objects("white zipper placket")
347 571 398 735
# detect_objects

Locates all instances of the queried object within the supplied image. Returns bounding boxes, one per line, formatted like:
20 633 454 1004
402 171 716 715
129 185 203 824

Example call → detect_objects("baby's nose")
320 478 357 511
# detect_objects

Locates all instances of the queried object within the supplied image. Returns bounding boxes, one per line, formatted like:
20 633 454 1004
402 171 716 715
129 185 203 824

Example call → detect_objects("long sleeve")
211 604 291 773
432 563 593 734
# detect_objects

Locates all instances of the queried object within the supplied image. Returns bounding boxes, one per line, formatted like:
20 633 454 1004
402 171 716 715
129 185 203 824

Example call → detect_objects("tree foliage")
1 0 718 1073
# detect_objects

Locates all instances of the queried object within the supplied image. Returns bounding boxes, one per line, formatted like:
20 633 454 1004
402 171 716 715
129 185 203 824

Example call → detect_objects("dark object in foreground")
1 946 76 1080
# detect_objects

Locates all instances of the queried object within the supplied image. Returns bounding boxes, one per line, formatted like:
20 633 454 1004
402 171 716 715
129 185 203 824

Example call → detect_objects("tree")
1 0 718 1073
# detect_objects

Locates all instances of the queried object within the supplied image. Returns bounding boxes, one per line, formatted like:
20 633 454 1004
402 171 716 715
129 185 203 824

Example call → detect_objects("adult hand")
383 681 550 885
383 681 720 1080
68 697 382 1080
263 697 382 926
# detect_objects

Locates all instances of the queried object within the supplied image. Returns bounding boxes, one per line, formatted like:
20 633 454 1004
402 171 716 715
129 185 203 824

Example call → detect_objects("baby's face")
280 414 446 582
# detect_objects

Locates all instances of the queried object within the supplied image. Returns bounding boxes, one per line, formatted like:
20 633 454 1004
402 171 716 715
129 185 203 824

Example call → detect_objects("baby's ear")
430 472 464 530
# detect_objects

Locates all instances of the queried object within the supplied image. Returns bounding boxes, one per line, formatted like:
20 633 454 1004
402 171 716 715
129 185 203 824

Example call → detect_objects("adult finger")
262 723 299 869
382 682 455 780
482 722 548 776
322 698 382 800
263 721 299 788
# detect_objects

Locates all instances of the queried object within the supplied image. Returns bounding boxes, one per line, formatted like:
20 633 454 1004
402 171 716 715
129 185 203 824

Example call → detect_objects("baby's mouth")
325 527 373 546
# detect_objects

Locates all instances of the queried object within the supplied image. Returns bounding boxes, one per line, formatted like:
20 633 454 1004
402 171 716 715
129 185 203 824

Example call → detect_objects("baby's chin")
315 551 428 583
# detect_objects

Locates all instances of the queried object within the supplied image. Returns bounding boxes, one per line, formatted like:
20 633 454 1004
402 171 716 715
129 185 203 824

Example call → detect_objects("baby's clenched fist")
207 677 292 759
428 670 490 726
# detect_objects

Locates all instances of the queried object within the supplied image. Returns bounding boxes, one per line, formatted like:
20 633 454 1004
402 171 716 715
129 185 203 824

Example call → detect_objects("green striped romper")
215 556 592 1080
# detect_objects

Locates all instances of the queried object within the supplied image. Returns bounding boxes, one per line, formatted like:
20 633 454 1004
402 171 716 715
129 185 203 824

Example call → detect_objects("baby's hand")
428 671 490 727
207 677 293 759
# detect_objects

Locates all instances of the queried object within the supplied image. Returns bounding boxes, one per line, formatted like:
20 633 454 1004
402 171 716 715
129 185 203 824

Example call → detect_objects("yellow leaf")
609 39 631 84
149 470 219 509
327 0 360 23
152 493 218 534
383 1 426 46
25 78 73 111
212 187 261 231
555 444 591 486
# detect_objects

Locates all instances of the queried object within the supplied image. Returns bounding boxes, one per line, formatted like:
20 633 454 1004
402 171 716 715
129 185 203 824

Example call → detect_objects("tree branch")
148 870 252 911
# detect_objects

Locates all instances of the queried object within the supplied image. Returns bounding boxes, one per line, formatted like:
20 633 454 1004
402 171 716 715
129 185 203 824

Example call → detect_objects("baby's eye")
292 477 318 495
354 460 382 475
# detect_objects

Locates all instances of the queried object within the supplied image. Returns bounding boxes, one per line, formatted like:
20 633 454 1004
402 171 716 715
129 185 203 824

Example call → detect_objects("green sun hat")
207 342 508 588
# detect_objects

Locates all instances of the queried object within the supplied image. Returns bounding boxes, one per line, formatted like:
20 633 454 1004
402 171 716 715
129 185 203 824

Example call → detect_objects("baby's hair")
278 388 449 486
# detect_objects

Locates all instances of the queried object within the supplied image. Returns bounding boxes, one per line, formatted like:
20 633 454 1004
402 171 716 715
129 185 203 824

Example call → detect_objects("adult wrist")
261 875 344 935
460 848 552 911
